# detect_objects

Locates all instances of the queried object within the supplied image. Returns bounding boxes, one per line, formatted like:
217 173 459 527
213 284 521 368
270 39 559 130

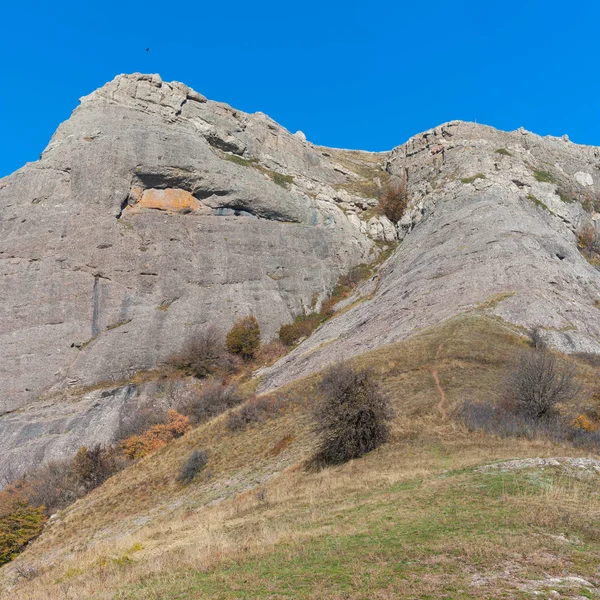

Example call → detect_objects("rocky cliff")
259 121 600 390
0 73 395 480
2 74 600 483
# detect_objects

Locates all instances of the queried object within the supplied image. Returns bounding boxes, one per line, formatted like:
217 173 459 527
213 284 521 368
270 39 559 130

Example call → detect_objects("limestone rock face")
259 121 600 391
4 80 600 483
0 73 381 415
0 73 398 482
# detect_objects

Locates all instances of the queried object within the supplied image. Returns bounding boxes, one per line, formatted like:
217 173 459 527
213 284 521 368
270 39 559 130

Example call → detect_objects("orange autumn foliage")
573 413 600 432
121 410 191 459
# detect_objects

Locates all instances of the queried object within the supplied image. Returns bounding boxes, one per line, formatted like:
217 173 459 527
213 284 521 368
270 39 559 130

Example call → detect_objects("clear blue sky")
1 1 599 177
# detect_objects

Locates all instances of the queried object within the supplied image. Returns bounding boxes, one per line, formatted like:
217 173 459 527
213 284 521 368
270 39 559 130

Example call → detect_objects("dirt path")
432 343 447 417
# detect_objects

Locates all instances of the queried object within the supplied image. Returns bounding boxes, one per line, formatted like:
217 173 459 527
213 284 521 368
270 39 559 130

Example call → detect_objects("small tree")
121 410 191 459
183 379 243 424
505 349 578 420
178 449 208 484
313 363 392 466
379 175 408 224
72 445 117 492
171 326 225 378
578 224 600 257
226 316 261 360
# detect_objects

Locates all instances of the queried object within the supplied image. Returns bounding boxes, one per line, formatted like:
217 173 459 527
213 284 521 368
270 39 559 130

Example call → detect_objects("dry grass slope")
3 315 600 599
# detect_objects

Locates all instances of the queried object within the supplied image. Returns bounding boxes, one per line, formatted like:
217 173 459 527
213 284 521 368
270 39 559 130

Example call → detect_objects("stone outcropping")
259 121 600 390
0 73 393 481
0 74 391 412
3 77 600 482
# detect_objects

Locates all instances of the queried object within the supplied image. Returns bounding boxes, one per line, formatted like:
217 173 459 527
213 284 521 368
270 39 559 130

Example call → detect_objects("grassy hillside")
3 314 600 599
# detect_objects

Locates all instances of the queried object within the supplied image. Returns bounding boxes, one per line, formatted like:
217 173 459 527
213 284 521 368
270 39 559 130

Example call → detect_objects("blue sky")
1 1 599 177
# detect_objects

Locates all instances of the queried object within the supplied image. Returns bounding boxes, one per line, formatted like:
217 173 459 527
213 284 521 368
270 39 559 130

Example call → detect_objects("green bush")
0 500 46 566
279 313 324 346
533 168 555 183
225 316 261 360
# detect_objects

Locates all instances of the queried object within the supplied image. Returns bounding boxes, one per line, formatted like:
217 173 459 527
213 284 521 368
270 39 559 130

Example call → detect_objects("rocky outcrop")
0 376 202 481
3 78 600 483
0 73 390 415
0 73 396 482
259 121 600 391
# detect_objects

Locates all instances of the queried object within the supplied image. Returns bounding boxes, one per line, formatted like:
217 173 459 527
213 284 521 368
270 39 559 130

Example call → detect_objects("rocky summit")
1 73 600 482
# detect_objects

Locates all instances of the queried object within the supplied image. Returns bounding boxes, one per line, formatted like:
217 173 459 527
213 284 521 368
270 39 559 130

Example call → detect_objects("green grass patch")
106 319 132 331
557 188 575 204
79 335 98 350
495 148 512 157
270 172 294 188
527 193 550 212
115 469 600 599
278 246 397 347
533 169 555 183
223 153 293 188
476 291 515 310
222 154 258 168
461 173 486 184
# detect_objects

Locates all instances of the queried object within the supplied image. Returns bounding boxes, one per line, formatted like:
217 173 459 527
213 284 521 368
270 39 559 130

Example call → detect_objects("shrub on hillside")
458 346 594 449
528 326 547 350
178 449 208 484
321 264 373 316
115 407 167 442
183 379 244 424
459 400 600 451
121 409 191 459
504 348 578 420
279 313 323 346
227 395 278 432
0 499 46 566
312 362 392 466
254 340 287 365
379 177 408 223
23 460 79 513
72 444 119 492
170 326 226 378
225 316 261 360
573 409 600 433
578 224 600 257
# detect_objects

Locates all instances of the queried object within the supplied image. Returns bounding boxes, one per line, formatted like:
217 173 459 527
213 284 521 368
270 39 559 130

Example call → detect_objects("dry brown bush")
528 326 547 350
182 379 244 424
379 177 408 223
23 461 79 513
578 224 600 258
72 445 119 492
115 406 167 442
227 395 278 432
121 410 191 459
312 362 392 466
170 326 227 378
504 348 578 420
279 314 324 346
254 340 287 364
178 449 208 484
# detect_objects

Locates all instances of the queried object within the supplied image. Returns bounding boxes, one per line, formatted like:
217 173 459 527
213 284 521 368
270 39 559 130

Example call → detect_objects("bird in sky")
146 48 149 52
